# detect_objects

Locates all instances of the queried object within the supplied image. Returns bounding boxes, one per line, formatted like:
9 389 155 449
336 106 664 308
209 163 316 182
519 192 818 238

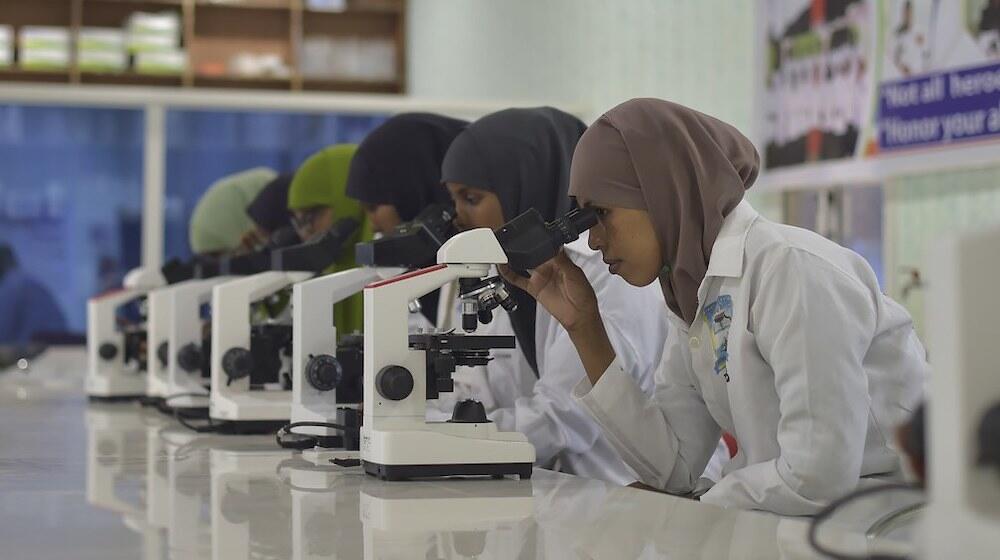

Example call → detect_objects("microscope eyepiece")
495 206 598 271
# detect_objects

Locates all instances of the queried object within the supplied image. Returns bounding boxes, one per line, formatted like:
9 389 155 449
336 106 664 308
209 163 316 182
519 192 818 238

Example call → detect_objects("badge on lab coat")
703 295 733 382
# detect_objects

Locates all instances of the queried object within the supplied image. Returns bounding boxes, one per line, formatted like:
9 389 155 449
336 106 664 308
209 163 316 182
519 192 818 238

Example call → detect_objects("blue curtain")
0 105 387 333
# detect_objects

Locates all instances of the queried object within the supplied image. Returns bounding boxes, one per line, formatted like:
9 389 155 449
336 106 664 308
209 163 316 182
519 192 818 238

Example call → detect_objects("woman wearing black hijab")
240 173 296 251
346 113 467 234
440 107 670 484
345 113 468 326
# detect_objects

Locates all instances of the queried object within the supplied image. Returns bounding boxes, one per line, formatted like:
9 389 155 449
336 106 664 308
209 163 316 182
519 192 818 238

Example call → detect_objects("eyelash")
594 208 608 217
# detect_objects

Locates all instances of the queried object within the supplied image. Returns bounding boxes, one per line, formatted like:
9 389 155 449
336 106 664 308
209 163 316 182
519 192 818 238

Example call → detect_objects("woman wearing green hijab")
189 167 277 256
288 144 373 337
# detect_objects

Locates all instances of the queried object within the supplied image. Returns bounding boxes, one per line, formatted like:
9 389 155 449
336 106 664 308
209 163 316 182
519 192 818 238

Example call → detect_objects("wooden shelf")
0 0 407 94
301 77 400 93
193 73 291 89
0 68 73 83
80 71 183 86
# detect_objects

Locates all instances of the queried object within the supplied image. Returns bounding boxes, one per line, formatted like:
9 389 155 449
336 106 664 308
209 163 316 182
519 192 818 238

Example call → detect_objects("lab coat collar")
704 200 758 279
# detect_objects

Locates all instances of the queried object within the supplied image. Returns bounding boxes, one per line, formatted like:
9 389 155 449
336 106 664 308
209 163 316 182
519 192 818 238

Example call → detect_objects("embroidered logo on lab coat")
703 295 733 382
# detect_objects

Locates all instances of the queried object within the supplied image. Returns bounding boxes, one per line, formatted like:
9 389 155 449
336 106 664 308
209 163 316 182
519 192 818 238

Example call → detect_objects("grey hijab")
441 107 588 375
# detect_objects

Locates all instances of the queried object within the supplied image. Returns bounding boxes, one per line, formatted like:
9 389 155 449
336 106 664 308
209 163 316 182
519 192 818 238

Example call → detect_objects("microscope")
209 220 359 433
922 225 1000 559
360 206 597 480
86 267 167 400
287 204 457 455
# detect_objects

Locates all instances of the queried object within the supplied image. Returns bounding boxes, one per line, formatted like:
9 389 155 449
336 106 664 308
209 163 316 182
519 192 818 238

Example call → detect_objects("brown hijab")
569 98 759 325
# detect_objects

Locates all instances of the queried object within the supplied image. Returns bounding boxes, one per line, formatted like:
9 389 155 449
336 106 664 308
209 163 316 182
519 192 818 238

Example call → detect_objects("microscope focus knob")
156 342 169 367
98 343 118 361
222 347 254 380
451 399 489 423
177 343 203 373
305 354 342 392
375 365 413 401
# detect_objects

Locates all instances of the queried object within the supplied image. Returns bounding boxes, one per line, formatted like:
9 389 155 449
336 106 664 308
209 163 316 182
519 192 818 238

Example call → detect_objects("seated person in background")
440 107 670 485
345 112 468 327
188 167 277 258
0 244 67 345
239 173 297 252
287 145 372 337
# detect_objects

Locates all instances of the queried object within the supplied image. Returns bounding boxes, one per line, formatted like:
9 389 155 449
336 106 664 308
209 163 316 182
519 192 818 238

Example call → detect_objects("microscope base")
88 394 144 403
210 418 288 435
363 461 533 481
138 396 165 408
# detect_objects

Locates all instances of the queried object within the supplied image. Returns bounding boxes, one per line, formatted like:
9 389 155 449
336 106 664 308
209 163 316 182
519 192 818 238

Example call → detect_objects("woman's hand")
499 250 599 333
500 250 616 383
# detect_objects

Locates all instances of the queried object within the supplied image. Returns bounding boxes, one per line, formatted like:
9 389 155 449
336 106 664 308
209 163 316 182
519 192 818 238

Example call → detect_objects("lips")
604 258 622 274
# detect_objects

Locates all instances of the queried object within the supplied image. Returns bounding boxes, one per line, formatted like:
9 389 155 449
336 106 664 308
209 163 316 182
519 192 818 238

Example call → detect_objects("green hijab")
288 144 373 337
189 167 277 255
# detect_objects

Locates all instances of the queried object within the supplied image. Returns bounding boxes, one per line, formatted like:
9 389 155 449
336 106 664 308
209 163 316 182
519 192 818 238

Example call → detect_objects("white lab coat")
574 201 928 515
431 233 670 485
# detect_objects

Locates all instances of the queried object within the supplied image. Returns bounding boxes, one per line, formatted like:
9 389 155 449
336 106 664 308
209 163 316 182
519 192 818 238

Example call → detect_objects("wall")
407 0 756 127
884 164 1000 338
407 0 785 218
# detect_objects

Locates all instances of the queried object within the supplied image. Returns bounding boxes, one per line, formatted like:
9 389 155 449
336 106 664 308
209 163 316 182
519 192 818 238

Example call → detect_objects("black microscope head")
355 203 458 269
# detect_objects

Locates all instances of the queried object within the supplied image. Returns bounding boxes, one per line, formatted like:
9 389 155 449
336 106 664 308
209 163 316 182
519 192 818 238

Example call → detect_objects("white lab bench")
0 347 919 559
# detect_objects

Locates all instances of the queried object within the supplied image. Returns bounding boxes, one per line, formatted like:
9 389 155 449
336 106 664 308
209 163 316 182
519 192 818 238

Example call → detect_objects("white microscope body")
87 267 166 400
164 277 234 411
290 266 402 444
922 225 1000 560
361 228 535 480
209 271 311 430
145 285 174 405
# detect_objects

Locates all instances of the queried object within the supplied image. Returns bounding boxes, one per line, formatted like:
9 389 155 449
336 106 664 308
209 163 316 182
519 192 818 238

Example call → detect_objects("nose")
588 223 605 252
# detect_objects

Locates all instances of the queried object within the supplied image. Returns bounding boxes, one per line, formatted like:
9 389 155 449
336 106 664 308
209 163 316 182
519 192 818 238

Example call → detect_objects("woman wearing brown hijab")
502 98 928 515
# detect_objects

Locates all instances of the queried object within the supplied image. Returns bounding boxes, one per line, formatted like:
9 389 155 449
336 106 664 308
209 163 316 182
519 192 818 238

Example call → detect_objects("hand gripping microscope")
209 219 359 433
360 206 598 480
87 266 167 400
286 204 458 455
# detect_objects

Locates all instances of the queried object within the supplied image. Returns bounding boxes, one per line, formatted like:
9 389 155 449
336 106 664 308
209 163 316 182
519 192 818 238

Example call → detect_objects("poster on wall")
878 0 1000 151
762 0 876 169
760 0 1000 171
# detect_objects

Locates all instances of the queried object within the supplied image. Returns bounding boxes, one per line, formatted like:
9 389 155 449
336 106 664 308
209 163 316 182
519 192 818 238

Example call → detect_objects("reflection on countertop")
0 346 919 559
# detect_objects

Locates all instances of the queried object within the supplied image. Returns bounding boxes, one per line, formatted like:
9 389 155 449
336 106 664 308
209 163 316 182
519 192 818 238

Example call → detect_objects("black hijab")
346 113 468 222
246 174 293 233
441 107 587 377
346 113 468 325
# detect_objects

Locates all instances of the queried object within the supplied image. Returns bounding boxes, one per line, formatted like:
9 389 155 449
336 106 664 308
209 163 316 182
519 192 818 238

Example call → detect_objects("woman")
345 113 467 326
287 144 372 337
441 107 670 484
346 113 467 233
189 167 277 257
502 98 927 514
240 173 296 252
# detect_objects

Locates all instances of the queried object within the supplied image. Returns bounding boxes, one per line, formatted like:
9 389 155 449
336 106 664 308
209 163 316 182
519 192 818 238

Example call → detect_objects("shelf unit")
0 0 406 93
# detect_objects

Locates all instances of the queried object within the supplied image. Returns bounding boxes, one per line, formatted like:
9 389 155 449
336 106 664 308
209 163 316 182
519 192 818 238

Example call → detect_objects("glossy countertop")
0 347 920 559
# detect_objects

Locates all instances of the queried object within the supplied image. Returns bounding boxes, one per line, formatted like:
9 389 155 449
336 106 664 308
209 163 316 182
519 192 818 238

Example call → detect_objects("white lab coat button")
689 337 701 350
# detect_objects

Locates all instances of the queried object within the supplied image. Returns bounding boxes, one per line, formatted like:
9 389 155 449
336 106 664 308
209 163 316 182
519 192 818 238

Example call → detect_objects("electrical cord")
275 421 359 450
808 483 923 560
173 405 229 433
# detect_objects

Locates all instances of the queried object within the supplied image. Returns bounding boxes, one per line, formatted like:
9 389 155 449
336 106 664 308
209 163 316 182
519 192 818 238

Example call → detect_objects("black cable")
275 421 359 450
808 483 923 560
173 406 226 433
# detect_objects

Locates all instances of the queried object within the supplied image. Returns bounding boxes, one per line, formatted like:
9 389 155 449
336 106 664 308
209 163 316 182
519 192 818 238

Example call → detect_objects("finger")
498 264 529 291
